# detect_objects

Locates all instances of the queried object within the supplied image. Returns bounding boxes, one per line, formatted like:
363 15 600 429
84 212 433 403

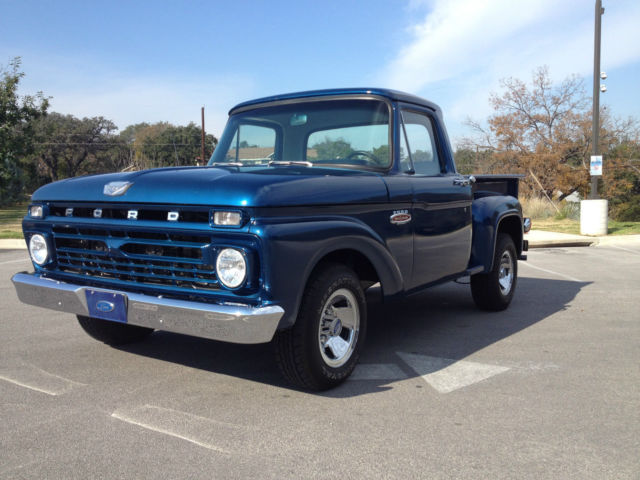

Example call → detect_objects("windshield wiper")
209 162 243 167
268 161 313 167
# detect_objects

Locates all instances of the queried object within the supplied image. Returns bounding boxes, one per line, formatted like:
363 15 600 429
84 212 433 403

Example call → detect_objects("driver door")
400 109 472 289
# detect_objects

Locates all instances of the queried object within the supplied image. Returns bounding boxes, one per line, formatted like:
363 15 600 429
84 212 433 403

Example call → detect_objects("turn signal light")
29 205 44 218
213 211 242 226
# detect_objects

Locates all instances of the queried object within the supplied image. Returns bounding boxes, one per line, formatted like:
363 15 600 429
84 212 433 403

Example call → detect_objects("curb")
0 239 26 250
527 238 597 249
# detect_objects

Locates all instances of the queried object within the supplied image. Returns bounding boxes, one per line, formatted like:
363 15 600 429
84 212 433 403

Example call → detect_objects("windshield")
209 98 391 170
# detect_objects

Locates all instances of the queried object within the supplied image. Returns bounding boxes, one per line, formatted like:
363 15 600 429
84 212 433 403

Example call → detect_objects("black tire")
77 316 154 345
471 233 518 311
274 264 367 391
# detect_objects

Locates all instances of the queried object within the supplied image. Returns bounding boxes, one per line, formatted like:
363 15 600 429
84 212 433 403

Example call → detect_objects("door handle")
453 175 475 187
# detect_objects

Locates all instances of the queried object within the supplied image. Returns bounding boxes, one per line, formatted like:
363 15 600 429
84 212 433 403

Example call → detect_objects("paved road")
1 244 638 479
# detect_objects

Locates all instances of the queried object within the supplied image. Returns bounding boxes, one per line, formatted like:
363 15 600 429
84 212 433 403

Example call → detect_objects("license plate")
85 290 128 323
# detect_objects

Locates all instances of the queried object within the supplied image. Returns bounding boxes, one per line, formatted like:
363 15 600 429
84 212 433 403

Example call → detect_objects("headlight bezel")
215 247 248 289
28 233 50 266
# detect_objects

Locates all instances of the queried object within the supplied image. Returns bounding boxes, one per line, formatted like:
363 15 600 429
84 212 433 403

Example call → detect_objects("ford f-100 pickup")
13 88 529 390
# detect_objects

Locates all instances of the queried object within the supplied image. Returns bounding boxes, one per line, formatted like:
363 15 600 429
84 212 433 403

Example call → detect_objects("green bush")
554 201 580 220
612 202 640 222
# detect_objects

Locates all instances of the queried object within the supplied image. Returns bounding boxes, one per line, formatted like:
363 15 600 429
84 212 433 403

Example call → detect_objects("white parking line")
0 375 59 396
600 245 640 256
520 262 582 282
397 352 510 393
111 405 244 453
0 258 30 265
0 363 87 396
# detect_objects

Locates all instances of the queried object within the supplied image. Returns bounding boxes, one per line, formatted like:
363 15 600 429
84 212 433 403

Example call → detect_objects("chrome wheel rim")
318 288 360 368
498 250 514 295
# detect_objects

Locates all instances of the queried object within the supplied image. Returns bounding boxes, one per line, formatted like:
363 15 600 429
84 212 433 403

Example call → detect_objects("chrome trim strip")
12 273 284 344
416 200 473 211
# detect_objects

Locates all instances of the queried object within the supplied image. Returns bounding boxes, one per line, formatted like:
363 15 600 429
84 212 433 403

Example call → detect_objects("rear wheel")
471 233 517 311
77 316 154 345
275 264 366 391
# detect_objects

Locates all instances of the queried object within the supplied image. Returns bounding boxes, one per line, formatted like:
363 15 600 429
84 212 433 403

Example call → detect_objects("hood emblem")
104 181 133 196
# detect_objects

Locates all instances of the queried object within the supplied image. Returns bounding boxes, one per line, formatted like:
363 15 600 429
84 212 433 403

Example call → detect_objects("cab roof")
229 88 442 115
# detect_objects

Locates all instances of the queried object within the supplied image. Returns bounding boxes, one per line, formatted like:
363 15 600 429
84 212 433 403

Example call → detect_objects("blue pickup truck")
13 88 529 390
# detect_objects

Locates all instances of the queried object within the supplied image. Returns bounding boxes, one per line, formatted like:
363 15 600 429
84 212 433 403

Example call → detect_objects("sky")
1 0 639 147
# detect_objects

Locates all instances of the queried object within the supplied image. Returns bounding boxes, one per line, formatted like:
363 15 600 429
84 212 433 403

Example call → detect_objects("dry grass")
521 196 580 221
532 218 640 236
520 196 558 220
521 196 639 234
0 203 27 239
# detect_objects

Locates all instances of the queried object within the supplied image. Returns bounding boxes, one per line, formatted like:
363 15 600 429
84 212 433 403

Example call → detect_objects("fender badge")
104 181 133 196
390 210 411 225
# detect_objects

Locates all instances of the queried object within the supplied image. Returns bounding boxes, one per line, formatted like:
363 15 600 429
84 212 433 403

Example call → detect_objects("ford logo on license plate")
96 300 115 313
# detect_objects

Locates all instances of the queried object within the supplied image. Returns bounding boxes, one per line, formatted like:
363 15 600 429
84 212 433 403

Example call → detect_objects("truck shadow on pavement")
115 276 589 396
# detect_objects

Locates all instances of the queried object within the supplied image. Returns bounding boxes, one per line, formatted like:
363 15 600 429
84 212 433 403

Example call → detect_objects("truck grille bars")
49 224 222 297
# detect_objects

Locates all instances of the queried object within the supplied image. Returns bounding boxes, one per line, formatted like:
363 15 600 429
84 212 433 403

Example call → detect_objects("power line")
33 143 213 146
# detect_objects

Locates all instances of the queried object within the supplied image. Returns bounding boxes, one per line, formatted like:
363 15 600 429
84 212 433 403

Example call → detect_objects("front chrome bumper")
12 273 284 344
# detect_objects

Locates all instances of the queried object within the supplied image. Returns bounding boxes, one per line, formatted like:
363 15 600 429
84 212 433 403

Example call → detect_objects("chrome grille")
50 225 221 295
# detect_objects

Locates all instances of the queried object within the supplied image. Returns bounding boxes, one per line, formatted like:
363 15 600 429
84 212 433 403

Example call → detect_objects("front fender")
470 195 523 272
252 219 404 329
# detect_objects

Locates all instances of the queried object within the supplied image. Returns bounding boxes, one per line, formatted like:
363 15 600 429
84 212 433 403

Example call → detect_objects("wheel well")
498 215 523 254
311 249 380 290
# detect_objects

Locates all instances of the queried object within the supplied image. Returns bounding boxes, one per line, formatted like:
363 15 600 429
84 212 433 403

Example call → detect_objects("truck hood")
31 166 389 207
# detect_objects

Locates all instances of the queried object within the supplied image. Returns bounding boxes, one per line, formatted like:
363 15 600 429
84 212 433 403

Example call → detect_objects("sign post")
581 1 608 236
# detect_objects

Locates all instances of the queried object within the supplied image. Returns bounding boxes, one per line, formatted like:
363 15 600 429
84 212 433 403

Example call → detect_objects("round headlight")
29 234 49 265
216 248 247 289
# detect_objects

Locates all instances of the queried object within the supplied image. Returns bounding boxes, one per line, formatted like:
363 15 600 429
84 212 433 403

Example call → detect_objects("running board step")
465 265 484 276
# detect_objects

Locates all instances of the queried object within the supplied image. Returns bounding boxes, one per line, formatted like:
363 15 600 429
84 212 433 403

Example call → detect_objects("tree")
370 144 390 166
29 113 117 182
601 118 640 220
0 57 49 204
464 66 593 199
131 122 217 169
462 66 640 219
312 137 353 160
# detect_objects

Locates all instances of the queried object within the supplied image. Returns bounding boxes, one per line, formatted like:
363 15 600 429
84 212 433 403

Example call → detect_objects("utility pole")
581 0 608 236
201 107 206 165
590 0 603 199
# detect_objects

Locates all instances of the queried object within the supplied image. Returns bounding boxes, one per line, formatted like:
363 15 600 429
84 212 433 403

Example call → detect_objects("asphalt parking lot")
1 244 638 479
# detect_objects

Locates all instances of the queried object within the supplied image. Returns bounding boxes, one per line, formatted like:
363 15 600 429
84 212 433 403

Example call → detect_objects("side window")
401 111 441 176
226 124 276 164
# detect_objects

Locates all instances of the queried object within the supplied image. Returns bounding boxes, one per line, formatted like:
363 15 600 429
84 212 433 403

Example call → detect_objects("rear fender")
469 196 523 273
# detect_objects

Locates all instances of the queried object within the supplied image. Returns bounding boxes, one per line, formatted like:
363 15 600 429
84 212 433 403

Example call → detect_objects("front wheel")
275 264 366 391
470 233 518 311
